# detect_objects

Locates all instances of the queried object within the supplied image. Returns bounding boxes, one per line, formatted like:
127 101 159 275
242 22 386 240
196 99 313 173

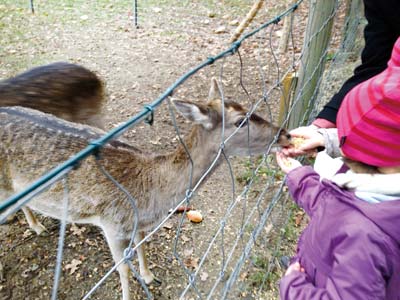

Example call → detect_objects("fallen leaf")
214 26 227 34
23 230 32 238
65 259 82 275
70 224 86 236
163 220 174 230
184 248 193 257
184 257 199 270
264 223 273 235
180 234 190 243
200 272 209 281
295 211 305 226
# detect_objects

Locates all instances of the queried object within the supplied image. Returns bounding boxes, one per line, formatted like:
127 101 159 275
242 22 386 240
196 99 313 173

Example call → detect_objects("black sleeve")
317 0 400 124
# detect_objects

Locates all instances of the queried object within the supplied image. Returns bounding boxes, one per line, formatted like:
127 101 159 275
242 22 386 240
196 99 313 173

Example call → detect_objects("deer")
0 78 290 300
0 61 105 129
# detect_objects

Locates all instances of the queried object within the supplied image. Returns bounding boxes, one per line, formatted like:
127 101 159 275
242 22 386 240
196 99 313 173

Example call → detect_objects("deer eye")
234 118 248 128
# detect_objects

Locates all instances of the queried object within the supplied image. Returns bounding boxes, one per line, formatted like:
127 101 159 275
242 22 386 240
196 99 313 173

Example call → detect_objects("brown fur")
0 79 289 300
0 62 105 128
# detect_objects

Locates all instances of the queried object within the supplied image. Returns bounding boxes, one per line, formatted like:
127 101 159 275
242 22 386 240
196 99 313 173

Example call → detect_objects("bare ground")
0 1 353 299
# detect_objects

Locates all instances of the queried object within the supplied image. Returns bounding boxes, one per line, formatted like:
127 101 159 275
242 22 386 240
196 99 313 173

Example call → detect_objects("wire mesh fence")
0 0 363 299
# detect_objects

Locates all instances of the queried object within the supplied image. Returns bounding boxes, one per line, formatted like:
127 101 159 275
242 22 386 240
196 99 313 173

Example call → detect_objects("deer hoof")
150 277 162 286
31 222 47 235
143 273 162 286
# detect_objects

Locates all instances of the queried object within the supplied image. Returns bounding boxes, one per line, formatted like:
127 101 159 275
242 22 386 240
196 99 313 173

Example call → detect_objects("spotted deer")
0 62 106 225
0 79 290 300
0 62 105 128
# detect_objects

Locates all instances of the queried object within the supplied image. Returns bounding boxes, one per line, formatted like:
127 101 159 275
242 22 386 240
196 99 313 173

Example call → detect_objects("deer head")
172 78 290 157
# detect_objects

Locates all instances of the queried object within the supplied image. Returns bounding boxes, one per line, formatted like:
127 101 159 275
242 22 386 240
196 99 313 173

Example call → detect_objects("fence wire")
0 0 362 299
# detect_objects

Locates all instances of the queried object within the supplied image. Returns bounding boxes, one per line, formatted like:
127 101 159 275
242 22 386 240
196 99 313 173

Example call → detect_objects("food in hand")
291 137 306 149
283 158 292 167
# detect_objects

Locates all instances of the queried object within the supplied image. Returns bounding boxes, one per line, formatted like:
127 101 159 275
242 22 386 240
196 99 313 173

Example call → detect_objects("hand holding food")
282 126 325 157
276 152 302 174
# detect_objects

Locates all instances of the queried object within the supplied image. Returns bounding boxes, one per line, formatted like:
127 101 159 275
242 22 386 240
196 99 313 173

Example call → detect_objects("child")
276 36 400 299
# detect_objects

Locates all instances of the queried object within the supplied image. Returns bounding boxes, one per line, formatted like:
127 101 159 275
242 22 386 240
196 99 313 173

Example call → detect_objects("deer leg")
134 231 160 285
0 158 46 234
21 206 47 235
102 228 131 300
0 159 18 224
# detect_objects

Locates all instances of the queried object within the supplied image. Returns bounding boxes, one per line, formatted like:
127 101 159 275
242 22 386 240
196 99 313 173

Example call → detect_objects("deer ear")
208 77 221 101
172 100 213 129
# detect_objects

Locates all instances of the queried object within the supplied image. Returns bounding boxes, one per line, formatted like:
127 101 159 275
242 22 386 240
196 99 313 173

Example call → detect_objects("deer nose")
277 129 291 146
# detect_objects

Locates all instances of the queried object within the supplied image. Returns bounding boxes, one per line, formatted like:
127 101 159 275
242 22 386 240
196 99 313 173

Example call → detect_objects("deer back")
0 62 105 128
0 106 148 235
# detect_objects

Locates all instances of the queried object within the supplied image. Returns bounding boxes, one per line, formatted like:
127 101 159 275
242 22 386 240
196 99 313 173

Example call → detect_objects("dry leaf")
184 248 193 257
264 223 273 235
65 259 82 275
70 224 86 236
184 257 199 270
163 220 174 230
181 235 190 243
295 211 305 226
23 230 32 238
200 272 209 281
214 26 227 34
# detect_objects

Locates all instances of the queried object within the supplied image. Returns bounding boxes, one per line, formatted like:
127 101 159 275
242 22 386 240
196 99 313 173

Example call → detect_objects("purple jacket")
280 166 400 300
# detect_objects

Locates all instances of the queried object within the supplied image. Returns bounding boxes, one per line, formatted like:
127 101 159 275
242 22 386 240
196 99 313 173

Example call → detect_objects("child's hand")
281 126 325 157
285 262 305 276
276 152 302 174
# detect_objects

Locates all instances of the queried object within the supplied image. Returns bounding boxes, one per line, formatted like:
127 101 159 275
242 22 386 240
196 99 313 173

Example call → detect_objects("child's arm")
279 232 389 300
276 152 326 217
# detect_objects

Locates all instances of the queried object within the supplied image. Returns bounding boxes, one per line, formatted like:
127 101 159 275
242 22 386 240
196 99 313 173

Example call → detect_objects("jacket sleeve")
316 0 399 124
286 166 328 217
280 231 389 300
316 128 341 158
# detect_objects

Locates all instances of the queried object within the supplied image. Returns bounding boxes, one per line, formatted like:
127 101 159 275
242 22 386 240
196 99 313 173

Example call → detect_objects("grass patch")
236 155 284 185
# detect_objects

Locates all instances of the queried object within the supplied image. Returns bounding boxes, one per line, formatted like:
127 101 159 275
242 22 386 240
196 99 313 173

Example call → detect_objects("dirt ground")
0 1 353 299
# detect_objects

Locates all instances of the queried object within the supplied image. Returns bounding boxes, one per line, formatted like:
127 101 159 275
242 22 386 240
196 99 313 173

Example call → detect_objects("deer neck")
109 125 222 231
169 124 221 180
156 125 221 199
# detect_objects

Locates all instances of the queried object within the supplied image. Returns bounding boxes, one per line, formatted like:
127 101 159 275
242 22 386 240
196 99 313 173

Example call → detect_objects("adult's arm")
316 0 400 124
